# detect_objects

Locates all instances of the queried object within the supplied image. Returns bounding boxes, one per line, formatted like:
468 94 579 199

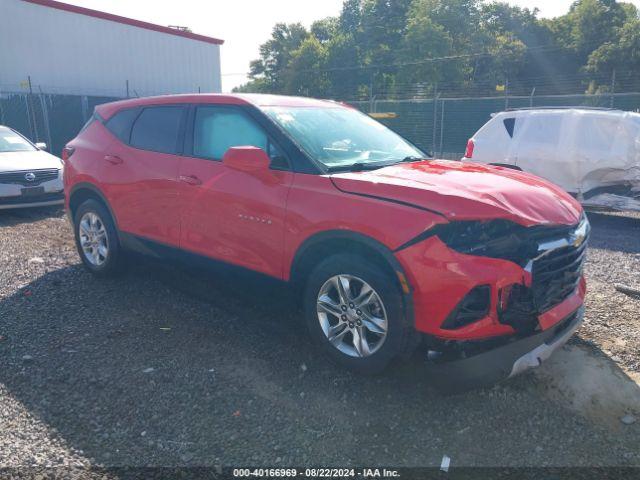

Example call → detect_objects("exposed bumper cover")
425 306 584 392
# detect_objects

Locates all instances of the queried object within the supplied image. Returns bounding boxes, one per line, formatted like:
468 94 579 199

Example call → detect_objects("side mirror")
222 146 271 176
35 142 48 151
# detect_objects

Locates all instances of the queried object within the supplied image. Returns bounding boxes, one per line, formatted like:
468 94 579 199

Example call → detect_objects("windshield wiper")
326 155 426 173
326 161 391 173
396 156 424 164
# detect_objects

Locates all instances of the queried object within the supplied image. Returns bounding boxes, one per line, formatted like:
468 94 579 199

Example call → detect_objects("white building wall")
0 0 222 96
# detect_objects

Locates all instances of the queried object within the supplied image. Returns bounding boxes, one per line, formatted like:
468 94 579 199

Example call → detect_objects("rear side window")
503 117 516 138
520 114 562 146
130 106 184 154
193 106 268 160
105 108 139 143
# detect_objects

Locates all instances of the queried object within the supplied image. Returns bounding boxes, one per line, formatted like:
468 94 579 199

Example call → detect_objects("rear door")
101 105 186 246
511 112 565 184
178 104 293 278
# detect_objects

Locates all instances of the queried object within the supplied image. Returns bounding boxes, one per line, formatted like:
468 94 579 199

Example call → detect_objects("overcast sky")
62 0 640 92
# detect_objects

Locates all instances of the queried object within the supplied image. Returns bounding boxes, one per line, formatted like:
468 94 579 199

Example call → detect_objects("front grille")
531 239 588 312
0 192 64 205
0 169 60 186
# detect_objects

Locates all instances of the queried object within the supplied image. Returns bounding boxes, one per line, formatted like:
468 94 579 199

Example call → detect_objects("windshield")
0 127 36 153
263 106 425 171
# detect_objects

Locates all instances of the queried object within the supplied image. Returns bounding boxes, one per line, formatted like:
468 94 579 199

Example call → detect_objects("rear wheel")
73 199 125 277
304 254 413 374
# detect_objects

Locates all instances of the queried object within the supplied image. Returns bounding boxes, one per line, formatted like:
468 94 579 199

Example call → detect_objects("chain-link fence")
350 92 640 159
1 89 640 161
0 91 121 156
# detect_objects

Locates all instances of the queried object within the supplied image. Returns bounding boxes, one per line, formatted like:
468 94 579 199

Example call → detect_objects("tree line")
234 0 640 99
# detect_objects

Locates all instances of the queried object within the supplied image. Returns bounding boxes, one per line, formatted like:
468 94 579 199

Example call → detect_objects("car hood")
330 160 582 226
0 150 63 172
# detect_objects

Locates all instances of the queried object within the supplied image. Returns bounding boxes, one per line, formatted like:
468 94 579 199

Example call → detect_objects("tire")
73 199 125 277
303 254 414 374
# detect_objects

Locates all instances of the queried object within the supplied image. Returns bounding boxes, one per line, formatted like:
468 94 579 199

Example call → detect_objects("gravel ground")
0 207 639 470
579 212 640 373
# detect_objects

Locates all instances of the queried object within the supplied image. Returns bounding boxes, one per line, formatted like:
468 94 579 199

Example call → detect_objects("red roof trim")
21 0 224 45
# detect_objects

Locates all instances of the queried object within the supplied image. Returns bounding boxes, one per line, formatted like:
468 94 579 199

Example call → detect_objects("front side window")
262 106 424 171
193 107 268 160
0 127 36 153
130 106 184 154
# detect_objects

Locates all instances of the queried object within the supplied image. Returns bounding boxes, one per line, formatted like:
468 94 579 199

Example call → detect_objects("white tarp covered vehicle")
462 108 640 211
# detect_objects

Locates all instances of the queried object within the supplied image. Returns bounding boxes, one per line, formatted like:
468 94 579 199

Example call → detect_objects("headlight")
402 215 586 266
572 213 590 247
434 219 535 265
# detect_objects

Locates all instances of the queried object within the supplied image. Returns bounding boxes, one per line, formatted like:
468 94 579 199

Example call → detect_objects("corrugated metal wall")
0 0 222 97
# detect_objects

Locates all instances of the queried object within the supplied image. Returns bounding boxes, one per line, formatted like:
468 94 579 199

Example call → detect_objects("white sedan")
0 125 64 210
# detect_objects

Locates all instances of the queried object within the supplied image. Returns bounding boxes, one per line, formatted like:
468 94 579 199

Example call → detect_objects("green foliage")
245 23 309 94
284 37 330 96
586 14 640 92
236 0 640 98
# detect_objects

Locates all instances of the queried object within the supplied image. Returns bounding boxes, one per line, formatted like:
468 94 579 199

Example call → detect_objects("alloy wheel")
316 274 388 358
79 212 109 266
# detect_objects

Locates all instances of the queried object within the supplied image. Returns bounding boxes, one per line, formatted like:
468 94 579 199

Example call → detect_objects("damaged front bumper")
424 306 584 392
395 215 589 339
393 214 589 390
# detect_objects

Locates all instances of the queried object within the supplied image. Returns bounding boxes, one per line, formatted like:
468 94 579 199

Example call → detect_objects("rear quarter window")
503 117 516 138
476 115 511 139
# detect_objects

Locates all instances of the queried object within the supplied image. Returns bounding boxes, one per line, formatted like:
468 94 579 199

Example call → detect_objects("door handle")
179 174 202 186
104 155 123 165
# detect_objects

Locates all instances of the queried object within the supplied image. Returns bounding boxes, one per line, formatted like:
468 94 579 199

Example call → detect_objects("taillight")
62 146 75 162
464 139 474 159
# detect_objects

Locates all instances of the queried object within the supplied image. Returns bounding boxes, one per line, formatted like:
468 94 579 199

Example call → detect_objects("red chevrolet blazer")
63 94 589 389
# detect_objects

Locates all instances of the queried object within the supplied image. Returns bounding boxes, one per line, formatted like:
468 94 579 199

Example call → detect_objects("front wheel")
303 254 414 374
73 199 125 277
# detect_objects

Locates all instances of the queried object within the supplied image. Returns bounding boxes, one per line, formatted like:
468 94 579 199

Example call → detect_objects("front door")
178 105 293 279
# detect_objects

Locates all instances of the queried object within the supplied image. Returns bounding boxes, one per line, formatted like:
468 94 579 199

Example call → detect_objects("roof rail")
503 106 618 112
